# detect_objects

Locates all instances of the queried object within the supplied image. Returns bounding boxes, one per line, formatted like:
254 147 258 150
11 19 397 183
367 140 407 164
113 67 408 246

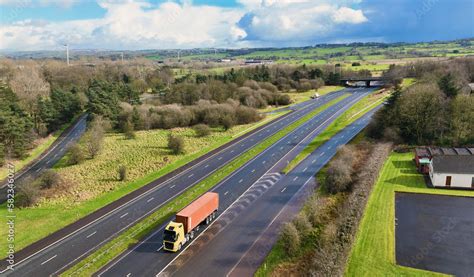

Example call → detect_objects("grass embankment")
282 89 389 173
0 112 286 257
260 86 344 113
62 94 350 276
346 152 474 276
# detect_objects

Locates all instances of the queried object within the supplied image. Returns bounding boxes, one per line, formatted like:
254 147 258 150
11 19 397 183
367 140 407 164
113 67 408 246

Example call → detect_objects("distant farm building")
414 147 474 189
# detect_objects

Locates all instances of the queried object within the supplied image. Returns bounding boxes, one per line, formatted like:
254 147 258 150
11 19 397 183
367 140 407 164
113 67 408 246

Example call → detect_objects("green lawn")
0 113 285 257
346 152 474 277
62 93 349 276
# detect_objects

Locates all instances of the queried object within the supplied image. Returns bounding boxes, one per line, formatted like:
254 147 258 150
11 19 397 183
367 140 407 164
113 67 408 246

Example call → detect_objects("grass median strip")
282 89 389 174
62 94 349 276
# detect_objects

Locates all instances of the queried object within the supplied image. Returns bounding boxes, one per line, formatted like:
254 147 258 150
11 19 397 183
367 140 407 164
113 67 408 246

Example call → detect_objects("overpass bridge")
340 76 386 87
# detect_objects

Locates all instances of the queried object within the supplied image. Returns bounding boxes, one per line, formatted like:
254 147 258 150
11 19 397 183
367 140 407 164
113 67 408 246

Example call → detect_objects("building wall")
429 164 474 188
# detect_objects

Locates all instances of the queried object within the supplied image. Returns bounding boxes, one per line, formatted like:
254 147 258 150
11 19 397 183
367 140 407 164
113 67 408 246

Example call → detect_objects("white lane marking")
250 139 254 141
230 150 234 153
156 246 163 252
86 231 97 238
328 146 332 150
280 147 283 150
272 153 275 157
35 168 41 173
54 153 58 158
170 185 176 189
41 255 57 265
224 191 229 195
281 187 286 193
120 213 129 219
293 176 298 181
147 197 154 203
262 161 266 164
126 273 131 277
312 159 316 164
251 169 255 173
188 174 194 178
303 167 308 172
218 157 222 160
205 164 209 168
320 152 325 156
241 144 245 147
239 179 243 183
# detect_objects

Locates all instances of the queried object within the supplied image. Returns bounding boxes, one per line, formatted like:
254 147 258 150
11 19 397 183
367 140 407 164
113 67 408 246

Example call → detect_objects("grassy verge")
62 94 350 276
282 89 389 173
0 112 287 257
260 86 344 113
346 152 474 276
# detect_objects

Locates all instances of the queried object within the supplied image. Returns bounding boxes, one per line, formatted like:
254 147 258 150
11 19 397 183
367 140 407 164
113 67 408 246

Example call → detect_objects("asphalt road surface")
395 192 474 277
0 114 88 203
96 89 375 277
161 104 381 277
1 88 371 276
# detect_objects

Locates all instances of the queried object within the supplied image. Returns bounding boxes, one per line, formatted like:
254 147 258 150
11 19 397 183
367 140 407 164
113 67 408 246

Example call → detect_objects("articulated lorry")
163 192 219 252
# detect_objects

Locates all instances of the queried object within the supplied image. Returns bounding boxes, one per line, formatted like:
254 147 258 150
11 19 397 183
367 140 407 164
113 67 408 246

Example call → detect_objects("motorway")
167 107 380 277
96 88 375 277
2 88 360 276
0 114 88 203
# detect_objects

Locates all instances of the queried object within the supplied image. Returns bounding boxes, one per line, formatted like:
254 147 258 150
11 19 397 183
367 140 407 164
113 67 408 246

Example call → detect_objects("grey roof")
432 155 474 174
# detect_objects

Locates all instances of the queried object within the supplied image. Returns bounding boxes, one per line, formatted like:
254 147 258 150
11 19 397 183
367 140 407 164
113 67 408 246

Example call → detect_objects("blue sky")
0 0 473 51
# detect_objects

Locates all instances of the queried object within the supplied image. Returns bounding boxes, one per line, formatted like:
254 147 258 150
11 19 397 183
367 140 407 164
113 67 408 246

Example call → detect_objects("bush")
68 143 85 165
352 62 361 66
123 120 136 139
168 134 185 155
16 178 40 207
39 170 61 189
118 165 127 181
280 222 300 256
293 212 312 236
0 143 4 167
221 114 236 130
193 124 211 137
326 160 353 194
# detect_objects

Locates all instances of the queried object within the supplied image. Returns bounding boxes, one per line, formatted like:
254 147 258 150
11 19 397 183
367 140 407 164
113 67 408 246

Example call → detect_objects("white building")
428 148 474 189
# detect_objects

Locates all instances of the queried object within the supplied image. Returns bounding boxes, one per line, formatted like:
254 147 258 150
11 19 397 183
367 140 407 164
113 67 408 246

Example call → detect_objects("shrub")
193 124 211 137
352 62 361 66
280 222 300 256
68 143 85 165
123 120 136 139
39 170 61 189
325 160 353 194
293 212 312 236
0 143 4 167
221 115 236 131
118 165 127 181
168 134 185 155
16 178 40 207
84 117 105 158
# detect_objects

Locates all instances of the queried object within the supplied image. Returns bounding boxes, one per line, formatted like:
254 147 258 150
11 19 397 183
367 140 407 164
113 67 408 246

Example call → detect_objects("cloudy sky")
0 0 473 51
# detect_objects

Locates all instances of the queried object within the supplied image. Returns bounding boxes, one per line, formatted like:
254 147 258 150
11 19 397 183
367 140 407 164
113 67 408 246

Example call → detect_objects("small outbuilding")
415 147 474 189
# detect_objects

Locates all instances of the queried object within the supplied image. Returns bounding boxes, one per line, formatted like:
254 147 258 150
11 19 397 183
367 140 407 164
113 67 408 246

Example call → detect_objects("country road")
95 88 375 277
1 88 371 276
0 114 88 203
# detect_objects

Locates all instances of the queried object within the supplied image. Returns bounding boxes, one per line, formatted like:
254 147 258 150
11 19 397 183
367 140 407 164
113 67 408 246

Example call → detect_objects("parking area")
395 192 474 277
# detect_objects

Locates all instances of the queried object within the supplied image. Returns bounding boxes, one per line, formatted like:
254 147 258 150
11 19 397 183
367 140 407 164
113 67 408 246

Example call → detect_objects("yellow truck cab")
163 222 186 252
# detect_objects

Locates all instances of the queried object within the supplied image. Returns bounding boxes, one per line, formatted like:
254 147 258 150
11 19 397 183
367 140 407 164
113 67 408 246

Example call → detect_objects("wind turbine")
64 43 70 66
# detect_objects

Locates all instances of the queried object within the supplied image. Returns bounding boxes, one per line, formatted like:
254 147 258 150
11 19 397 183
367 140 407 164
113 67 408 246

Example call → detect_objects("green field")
62 93 350 276
0 113 285 256
346 152 474 277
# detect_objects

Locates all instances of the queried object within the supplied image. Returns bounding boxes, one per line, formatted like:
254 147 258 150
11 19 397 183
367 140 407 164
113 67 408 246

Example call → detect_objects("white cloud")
0 0 78 8
0 0 369 51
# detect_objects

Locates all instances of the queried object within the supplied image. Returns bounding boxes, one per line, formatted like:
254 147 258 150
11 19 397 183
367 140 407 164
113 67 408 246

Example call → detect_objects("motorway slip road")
1 88 358 276
168 106 381 277
95 88 374 277
0 114 88 202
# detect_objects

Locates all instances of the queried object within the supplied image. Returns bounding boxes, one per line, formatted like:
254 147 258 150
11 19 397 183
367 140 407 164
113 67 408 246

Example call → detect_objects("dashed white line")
156 246 163 252
230 150 234 153
293 176 298 181
281 187 286 193
188 174 194 178
251 169 255 173
86 231 97 238
239 179 243 183
120 212 129 219
218 157 223 160
224 191 229 195
146 197 154 203
320 152 325 156
312 159 316 164
170 185 176 189
262 161 266 164
303 167 308 172
41 255 57 265
205 164 209 168
35 168 41 173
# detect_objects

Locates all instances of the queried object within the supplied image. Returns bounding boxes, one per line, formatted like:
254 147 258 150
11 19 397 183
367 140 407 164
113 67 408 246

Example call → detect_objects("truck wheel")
196 225 200 231
206 217 210 224
190 231 195 239
185 234 190 242
178 243 182 251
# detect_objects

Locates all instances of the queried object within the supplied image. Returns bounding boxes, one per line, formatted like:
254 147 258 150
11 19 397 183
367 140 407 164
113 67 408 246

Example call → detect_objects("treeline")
370 57 474 145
